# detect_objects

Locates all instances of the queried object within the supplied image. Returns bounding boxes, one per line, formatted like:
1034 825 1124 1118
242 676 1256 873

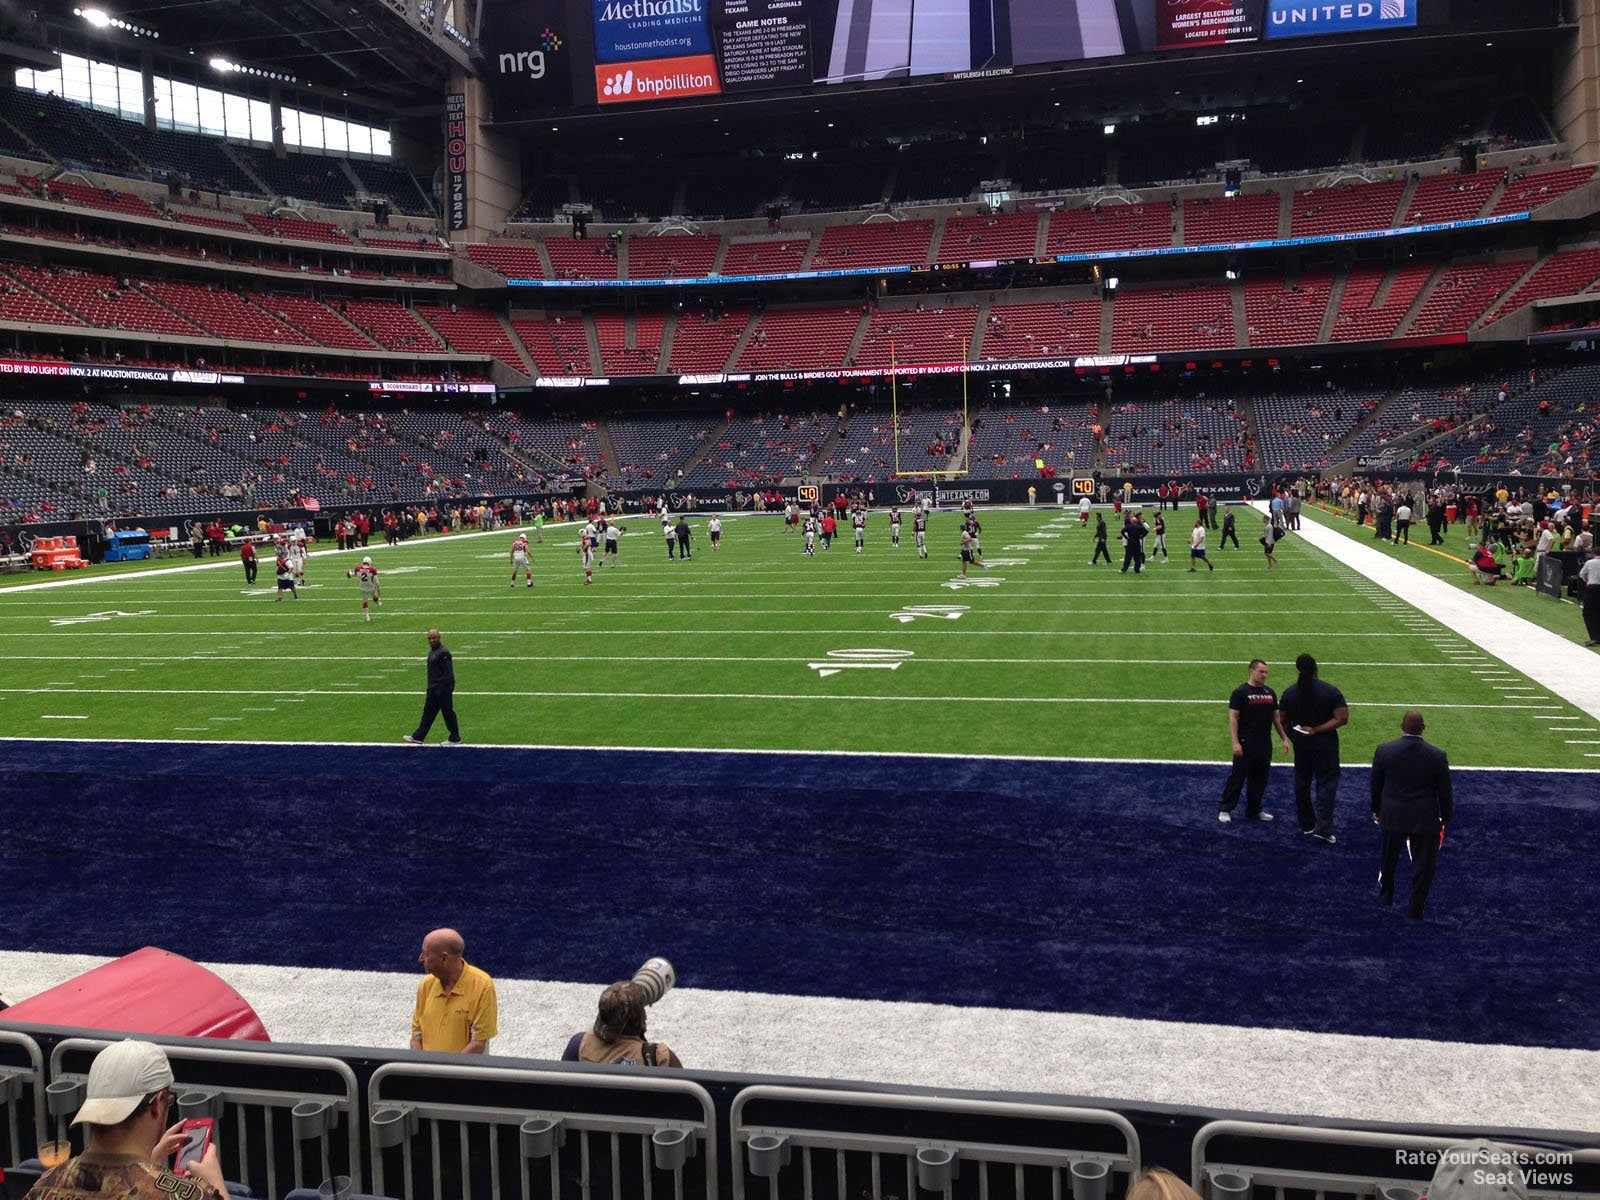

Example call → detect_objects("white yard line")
0 685 1564 710
1274 507 1600 723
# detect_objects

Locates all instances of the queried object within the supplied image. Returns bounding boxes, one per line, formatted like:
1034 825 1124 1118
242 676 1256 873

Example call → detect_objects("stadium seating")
243 214 353 246
1289 181 1405 237
1401 170 1503 224
1489 164 1596 215
340 300 447 352
681 409 837 486
462 241 541 280
605 415 710 484
544 236 620 280
1104 397 1253 473
810 221 933 270
853 304 979 368
1112 284 1233 351
1243 274 1334 347
1182 194 1279 246
4 264 200 337
0 276 83 326
480 412 605 479
258 293 379 351
41 179 161 220
980 299 1101 360
1046 202 1172 255
1340 376 1510 463
344 159 435 216
511 316 592 376
721 237 808 276
1329 263 1436 342
667 308 748 372
1254 386 1388 471
934 212 1040 263
737 306 864 371
144 280 317 345
965 402 1099 476
1480 247 1600 326
625 234 720 280
415 307 529 373
1408 259 1535 334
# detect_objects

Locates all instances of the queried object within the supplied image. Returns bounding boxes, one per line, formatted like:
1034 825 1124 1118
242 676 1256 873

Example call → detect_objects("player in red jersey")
578 531 595 585
345 556 380 621
510 532 533 587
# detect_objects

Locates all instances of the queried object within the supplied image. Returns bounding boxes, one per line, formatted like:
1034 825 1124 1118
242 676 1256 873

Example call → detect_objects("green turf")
1 507 1595 767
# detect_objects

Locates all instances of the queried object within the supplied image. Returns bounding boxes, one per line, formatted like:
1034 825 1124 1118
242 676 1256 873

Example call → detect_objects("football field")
2 505 1596 768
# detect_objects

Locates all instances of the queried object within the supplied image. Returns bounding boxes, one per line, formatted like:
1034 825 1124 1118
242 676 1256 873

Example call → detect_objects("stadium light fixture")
209 56 236 72
1225 268 1240 281
1106 276 1119 290
1103 123 1115 135
74 6 158 35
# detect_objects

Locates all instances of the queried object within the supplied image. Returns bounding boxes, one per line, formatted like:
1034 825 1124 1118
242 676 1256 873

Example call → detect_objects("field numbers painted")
982 558 1030 567
379 565 436 575
1004 544 1045 551
808 648 915 678
889 604 970 624
49 610 156 627
942 576 1006 590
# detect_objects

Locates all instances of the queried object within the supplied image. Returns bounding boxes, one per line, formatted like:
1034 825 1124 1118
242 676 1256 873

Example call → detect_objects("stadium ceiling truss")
30 0 477 107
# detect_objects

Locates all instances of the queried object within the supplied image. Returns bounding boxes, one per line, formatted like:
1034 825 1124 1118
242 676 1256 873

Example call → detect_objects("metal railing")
730 1085 1140 1200
368 1062 718 1200
47 1036 362 1196
1192 1120 1600 1200
0 1030 45 1168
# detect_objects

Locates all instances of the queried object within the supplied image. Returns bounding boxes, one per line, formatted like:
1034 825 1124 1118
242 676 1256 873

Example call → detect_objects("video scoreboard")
484 0 1433 119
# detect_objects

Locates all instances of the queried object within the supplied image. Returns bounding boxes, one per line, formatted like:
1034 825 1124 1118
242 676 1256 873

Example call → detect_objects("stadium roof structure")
14 0 469 109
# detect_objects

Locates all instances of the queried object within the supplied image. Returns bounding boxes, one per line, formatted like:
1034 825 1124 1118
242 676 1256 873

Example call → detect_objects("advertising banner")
1264 0 1416 39
444 92 468 232
1156 0 1265 51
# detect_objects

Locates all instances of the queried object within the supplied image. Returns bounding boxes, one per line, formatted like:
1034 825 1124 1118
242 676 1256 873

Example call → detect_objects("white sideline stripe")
0 686 1562 711
0 629 1462 639
1283 508 1600 723
0 734 1591 772
0 950 1592 1130
37 714 87 720
0 520 598 595
0 654 1501 669
0 607 1395 620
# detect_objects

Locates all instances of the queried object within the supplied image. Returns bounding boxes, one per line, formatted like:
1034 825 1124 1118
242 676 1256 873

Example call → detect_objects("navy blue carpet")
1 739 1594 1050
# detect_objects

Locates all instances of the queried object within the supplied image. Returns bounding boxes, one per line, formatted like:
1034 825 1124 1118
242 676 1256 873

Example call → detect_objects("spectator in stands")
410 927 497 1054
28 1039 230 1199
561 981 683 1067
1125 1168 1204 1200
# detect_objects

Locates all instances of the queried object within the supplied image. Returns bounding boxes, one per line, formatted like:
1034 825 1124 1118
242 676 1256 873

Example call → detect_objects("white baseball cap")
72 1040 174 1126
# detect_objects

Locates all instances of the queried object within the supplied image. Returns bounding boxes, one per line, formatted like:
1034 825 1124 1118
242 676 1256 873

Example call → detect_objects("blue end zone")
1 740 1593 1050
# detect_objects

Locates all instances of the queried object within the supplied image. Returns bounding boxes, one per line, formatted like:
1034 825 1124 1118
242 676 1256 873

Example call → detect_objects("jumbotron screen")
483 0 1422 117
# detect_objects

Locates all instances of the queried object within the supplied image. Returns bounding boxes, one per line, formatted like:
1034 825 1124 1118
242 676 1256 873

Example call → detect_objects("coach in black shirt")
1281 653 1348 842
1120 514 1148 574
1372 710 1453 920
405 627 461 745
1218 659 1291 823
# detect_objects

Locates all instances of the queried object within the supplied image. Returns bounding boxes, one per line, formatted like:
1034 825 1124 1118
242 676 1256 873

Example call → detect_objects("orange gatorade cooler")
1446 504 1458 522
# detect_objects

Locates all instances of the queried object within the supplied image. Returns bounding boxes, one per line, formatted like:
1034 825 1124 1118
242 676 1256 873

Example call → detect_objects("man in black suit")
1371 710 1453 920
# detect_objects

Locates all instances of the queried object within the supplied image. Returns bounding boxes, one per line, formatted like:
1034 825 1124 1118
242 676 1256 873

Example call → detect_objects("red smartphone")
172 1118 213 1174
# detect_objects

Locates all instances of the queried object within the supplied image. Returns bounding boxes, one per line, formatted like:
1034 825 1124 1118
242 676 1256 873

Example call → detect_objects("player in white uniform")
579 530 596 584
604 522 622 565
273 540 299 602
852 510 866 554
913 510 928 558
345 556 381 621
889 508 901 547
510 532 533 587
708 516 723 551
803 515 817 556
288 526 307 584
1079 494 1092 525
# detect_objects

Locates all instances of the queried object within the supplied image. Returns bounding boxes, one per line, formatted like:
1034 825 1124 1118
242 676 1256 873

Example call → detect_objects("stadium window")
196 86 226 136
323 116 349 153
60 54 92 105
298 111 325 150
248 98 273 144
116 64 142 120
371 128 391 157
222 91 250 141
167 79 200 132
278 106 300 147
347 122 371 155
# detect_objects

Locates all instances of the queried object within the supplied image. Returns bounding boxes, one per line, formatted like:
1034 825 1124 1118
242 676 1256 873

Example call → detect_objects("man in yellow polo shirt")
410 927 498 1053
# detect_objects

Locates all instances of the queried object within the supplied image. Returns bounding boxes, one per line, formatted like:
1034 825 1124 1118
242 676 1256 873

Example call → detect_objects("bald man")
404 628 461 745
1371 710 1454 921
411 928 498 1053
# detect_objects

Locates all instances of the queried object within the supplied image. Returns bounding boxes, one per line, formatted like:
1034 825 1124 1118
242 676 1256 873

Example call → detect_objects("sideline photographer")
562 958 682 1068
